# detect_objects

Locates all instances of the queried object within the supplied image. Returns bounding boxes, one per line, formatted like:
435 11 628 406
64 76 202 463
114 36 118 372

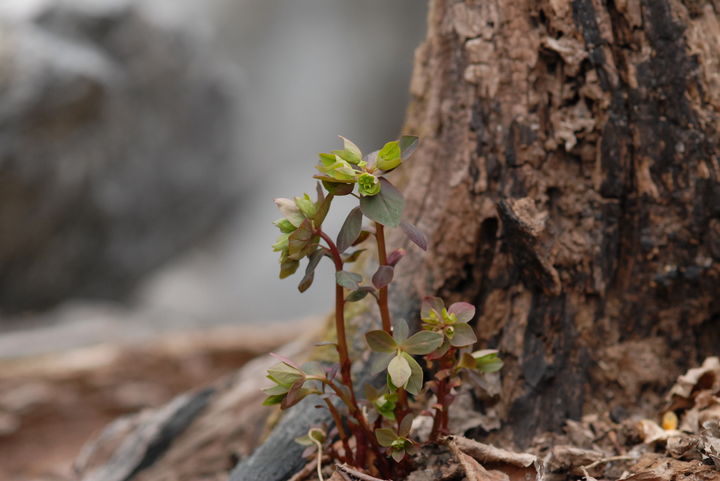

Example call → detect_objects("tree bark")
394 0 720 446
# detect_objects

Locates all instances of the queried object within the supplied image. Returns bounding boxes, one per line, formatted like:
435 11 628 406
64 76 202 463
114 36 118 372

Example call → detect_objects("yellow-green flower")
358 172 381 196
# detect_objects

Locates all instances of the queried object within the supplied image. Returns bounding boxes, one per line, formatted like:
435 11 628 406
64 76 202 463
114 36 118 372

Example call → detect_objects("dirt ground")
0 323 308 481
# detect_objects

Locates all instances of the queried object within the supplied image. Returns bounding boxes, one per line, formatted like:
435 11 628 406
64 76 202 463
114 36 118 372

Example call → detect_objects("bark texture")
394 0 720 445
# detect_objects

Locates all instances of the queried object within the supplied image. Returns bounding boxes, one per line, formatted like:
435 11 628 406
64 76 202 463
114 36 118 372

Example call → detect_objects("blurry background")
0 0 427 353
0 1 427 479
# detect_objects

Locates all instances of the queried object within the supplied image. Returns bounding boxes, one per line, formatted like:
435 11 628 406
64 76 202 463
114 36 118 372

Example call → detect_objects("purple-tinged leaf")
346 286 375 302
279 259 299 279
448 301 475 323
372 265 394 289
315 182 325 203
313 192 333 226
325 364 339 382
375 428 398 447
335 271 362 290
400 221 428 251
399 413 415 437
342 249 366 263
321 180 354 196
391 449 406 463
287 219 316 260
360 178 404 227
427 338 451 360
386 248 406 267
402 330 444 355
336 207 363 252
298 249 324 293
269 352 303 371
449 322 477 347
365 330 398 353
281 379 307 409
399 135 419 159
421 296 445 320
351 230 371 247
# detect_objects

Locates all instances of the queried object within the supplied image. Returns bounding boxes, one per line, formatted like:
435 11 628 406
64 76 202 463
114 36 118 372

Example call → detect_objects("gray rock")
0 0 240 313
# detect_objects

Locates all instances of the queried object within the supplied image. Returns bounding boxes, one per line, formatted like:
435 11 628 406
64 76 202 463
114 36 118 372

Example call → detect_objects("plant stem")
429 350 456 441
374 222 392 334
317 229 355 401
323 398 351 463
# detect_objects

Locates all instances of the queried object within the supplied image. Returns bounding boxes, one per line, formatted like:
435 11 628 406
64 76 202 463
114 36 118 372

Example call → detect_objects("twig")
335 463 390 481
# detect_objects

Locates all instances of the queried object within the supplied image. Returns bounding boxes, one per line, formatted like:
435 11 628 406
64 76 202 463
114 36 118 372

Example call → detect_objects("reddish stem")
317 230 354 398
430 349 456 441
374 223 392 334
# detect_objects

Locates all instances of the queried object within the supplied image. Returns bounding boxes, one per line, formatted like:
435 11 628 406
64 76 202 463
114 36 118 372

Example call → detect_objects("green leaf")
374 392 398 420
392 319 409 343
334 135 363 164
402 330 444 355
262 384 289 396
375 428 398 448
399 136 419 159
365 330 397 353
370 352 395 375
287 219 316 260
294 194 317 219
335 271 362 290
457 352 476 370
360 178 404 227
449 322 477 347
267 362 304 388
262 394 285 406
372 265 394 289
388 354 411 388
403 352 424 395
336 207 363 252
273 218 296 234
398 413 414 437
473 350 503 373
298 249 324 293
377 141 401 171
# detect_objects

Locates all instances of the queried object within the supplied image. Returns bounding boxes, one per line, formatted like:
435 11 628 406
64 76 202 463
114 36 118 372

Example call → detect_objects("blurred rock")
0 0 240 313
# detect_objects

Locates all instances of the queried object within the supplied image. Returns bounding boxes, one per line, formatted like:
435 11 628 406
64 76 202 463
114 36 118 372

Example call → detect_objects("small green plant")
264 135 502 477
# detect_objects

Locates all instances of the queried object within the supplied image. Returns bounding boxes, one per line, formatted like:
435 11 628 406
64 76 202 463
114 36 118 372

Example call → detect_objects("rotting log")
237 0 720 476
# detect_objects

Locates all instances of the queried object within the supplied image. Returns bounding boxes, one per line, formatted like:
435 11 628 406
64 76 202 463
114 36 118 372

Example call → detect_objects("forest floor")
0 321 313 481
298 358 720 481
2 321 718 481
